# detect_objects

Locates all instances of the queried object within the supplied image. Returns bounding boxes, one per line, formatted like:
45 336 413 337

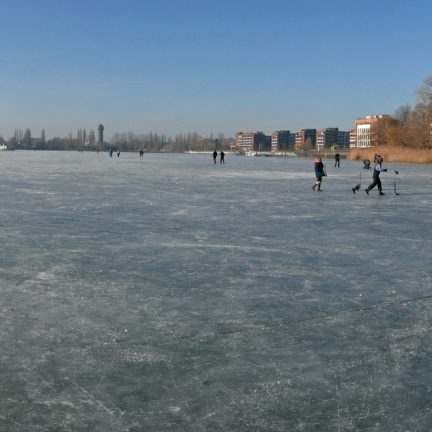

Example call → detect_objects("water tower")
97 124 104 145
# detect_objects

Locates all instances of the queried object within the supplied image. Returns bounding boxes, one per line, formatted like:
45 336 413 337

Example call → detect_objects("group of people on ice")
213 150 225 164
208 150 392 196
313 153 391 196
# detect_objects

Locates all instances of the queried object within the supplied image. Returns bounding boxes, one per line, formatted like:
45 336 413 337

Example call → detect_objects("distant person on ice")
334 152 341 168
313 157 325 191
365 154 387 196
213 150 217 164
220 151 225 164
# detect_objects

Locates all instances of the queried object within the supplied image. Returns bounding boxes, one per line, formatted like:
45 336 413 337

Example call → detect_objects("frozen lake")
0 151 431 431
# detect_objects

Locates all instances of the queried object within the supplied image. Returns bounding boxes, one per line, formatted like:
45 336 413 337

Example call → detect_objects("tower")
97 124 104 145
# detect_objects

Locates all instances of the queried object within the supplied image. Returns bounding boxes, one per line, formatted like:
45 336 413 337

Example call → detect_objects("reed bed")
347 146 432 163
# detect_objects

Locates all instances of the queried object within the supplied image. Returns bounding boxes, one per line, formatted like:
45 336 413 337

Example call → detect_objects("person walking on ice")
334 152 341 168
313 157 325 191
365 154 387 195
220 150 225 164
212 150 217 164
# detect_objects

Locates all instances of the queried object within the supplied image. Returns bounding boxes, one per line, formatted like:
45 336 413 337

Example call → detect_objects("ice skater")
365 154 387 196
312 157 325 191
363 159 371 170
334 152 341 168
220 150 225 164
213 150 217 164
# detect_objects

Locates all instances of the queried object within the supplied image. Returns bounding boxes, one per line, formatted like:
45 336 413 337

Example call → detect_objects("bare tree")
14 129 24 145
77 129 83 148
415 76 432 147
24 128 32 147
394 104 411 126
420 75 432 107
89 129 95 146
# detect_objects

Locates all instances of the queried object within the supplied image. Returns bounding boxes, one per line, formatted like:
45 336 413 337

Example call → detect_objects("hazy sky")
0 0 431 140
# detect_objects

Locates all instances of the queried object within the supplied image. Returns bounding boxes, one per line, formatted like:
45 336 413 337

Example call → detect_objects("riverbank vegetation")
347 75 432 163
348 146 432 163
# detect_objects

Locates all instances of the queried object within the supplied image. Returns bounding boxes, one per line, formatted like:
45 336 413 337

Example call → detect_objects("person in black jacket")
313 157 325 191
212 150 217 164
220 151 225 164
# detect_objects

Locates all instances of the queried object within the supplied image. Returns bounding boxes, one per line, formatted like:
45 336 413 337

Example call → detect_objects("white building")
351 114 395 148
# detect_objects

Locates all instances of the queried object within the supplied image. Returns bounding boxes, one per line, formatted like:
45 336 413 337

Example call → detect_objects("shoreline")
4 147 432 163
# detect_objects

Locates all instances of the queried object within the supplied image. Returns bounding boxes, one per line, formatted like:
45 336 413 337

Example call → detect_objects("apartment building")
271 130 295 153
235 131 271 152
349 128 357 148
337 131 350 148
316 128 338 151
295 129 316 151
351 114 397 148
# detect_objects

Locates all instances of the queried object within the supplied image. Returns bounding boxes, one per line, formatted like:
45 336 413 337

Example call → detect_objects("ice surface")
0 151 431 431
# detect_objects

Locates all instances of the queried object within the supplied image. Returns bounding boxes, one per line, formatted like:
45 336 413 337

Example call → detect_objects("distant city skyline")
0 0 431 140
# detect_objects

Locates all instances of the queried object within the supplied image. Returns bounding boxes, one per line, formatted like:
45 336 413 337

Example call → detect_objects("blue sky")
0 0 431 140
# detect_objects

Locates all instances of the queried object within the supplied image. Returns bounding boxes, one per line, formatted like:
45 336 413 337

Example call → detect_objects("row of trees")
6 128 45 148
6 128 98 151
381 76 432 149
110 132 231 152
2 128 233 152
